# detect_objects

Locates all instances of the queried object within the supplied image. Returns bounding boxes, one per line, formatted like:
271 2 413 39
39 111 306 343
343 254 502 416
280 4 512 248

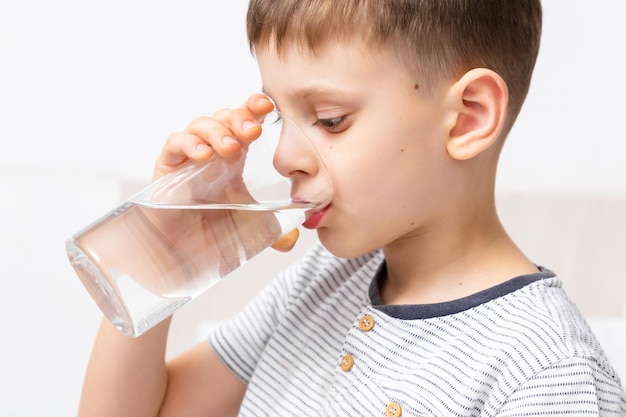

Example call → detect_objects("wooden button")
385 402 403 417
340 354 354 372
358 314 375 332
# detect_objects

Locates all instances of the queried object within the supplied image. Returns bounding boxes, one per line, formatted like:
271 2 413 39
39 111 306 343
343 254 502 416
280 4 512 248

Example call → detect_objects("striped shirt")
209 243 626 416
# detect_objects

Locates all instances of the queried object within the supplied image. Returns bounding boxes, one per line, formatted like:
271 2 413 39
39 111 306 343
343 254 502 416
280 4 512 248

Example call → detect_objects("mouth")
302 203 329 229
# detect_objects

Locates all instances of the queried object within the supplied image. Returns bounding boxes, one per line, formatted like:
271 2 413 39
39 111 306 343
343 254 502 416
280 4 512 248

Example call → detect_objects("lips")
302 204 329 229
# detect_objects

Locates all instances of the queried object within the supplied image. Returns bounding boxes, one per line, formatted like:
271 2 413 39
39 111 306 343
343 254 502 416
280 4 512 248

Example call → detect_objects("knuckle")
164 132 182 147
211 108 234 119
187 115 214 129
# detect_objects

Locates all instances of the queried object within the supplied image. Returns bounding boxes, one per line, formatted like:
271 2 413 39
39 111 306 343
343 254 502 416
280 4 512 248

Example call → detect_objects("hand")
153 93 274 181
108 94 295 295
152 93 299 252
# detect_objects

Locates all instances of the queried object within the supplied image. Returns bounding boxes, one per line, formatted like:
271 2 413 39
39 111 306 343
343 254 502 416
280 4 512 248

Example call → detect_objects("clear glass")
66 111 331 337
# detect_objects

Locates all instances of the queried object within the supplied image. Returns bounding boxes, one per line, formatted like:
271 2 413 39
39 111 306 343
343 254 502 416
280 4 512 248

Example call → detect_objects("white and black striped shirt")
209 243 626 416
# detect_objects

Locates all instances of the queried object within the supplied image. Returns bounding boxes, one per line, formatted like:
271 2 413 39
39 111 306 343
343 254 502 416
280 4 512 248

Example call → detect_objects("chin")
317 230 380 259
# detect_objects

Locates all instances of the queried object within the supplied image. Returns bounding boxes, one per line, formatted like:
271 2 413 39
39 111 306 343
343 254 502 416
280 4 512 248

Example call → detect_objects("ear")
446 68 508 161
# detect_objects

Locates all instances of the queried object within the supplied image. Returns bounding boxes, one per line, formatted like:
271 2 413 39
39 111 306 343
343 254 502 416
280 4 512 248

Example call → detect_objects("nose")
272 115 322 181
271 113 332 204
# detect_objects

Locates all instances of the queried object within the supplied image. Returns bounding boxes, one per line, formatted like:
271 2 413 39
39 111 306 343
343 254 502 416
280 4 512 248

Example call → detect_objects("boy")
78 1 626 416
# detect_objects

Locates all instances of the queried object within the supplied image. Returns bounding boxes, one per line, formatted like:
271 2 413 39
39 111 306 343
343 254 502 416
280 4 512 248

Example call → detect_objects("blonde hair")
247 0 542 133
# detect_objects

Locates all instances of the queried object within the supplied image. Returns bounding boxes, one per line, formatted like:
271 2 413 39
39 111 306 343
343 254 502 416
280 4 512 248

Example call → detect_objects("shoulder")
478 275 612 371
513 276 617 375
483 275 626 411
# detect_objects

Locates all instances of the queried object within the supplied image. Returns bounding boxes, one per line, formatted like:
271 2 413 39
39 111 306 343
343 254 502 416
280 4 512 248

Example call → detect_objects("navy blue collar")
368 262 555 320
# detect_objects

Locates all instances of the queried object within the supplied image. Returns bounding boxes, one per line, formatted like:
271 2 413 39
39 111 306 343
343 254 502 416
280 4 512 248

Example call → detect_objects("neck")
380 199 537 305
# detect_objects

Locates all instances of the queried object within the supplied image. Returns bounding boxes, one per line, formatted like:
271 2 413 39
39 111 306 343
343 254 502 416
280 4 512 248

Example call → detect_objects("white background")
0 1 625 415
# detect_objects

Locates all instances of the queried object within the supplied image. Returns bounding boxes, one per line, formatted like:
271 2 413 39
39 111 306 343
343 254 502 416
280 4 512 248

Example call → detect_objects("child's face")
257 40 454 258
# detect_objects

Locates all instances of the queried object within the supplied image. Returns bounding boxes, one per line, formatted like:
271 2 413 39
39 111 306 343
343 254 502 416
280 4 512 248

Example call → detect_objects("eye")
313 116 348 133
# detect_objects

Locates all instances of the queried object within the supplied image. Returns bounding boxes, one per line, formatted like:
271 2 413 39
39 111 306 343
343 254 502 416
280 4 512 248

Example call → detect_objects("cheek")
323 115 445 206
320 163 434 258
323 133 418 205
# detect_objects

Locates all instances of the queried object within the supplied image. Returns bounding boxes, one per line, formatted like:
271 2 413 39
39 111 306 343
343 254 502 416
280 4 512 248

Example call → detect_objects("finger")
271 228 300 252
206 94 274 144
184 115 246 157
153 132 215 179
244 93 275 123
163 132 216 164
182 94 273 158
152 94 275 181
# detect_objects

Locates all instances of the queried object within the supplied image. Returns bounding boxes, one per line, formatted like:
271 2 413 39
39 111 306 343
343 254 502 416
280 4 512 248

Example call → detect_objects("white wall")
498 1 626 198
1 1 625 416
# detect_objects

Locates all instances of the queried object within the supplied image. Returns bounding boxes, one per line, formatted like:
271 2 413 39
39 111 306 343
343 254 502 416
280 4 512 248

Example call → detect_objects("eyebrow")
262 84 354 101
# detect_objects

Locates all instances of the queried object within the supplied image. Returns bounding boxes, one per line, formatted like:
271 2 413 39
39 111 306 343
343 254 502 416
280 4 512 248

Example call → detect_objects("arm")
77 318 246 417
77 318 169 417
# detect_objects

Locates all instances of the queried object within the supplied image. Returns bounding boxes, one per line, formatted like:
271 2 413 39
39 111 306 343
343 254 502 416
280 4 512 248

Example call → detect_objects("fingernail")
196 143 209 153
222 135 238 145
242 120 258 131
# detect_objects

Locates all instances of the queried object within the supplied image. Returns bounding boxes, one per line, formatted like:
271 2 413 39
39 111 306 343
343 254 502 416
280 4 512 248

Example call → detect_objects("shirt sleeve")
497 356 626 416
206 243 331 383
206 266 294 382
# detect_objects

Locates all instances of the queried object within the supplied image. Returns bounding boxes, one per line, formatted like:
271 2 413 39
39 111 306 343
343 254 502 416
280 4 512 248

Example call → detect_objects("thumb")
271 228 300 252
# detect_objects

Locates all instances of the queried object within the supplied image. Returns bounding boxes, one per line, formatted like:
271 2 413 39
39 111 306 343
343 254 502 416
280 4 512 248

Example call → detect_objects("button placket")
338 311 376 374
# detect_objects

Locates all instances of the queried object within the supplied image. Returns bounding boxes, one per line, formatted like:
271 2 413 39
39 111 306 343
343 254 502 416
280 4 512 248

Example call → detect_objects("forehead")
255 40 410 103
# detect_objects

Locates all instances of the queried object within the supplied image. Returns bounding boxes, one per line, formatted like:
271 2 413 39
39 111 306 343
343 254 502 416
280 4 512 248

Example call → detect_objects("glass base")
67 237 191 337
66 238 138 336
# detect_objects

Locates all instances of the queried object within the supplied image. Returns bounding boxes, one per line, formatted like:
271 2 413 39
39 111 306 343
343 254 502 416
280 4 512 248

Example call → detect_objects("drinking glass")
66 110 332 337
